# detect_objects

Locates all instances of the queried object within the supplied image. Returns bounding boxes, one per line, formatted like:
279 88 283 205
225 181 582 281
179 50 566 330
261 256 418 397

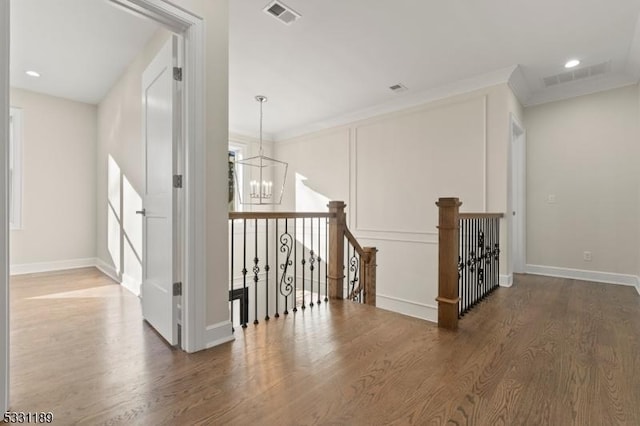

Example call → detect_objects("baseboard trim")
10 258 96 276
376 293 437 323
121 274 141 297
499 274 513 288
204 321 235 349
525 264 639 291
95 258 119 283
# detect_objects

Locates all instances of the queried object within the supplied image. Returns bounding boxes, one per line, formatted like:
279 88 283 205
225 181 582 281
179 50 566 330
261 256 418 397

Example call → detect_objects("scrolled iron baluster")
467 251 476 273
279 231 294 315
349 254 359 302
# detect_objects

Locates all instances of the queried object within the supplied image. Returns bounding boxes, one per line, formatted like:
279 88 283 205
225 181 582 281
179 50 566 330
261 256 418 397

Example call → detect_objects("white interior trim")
525 264 640 290
95 258 119 283
275 66 516 141
204 321 235 349
7 107 22 230
10 258 96 276
0 0 9 413
376 293 438 323
500 274 513 287
108 0 208 353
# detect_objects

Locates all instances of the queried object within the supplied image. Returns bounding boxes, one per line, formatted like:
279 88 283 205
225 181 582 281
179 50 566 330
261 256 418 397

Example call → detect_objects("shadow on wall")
295 173 330 255
107 155 143 293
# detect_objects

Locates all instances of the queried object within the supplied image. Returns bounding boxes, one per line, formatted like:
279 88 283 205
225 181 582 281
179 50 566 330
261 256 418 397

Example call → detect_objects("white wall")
9 88 96 271
525 85 640 283
96 29 170 295
275 84 515 322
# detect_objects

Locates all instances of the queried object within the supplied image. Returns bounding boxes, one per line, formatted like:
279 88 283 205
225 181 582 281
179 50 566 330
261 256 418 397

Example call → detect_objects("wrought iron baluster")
457 218 463 317
324 218 328 302
471 219 478 306
293 219 297 313
349 251 359 302
230 220 234 331
301 217 306 309
317 217 322 305
275 219 279 318
279 218 294 316
265 219 270 321
242 219 248 328
347 240 351 298
253 218 259 325
309 218 315 307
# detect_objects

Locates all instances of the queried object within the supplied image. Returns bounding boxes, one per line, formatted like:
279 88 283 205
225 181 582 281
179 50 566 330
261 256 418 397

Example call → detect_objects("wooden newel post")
362 247 377 306
328 201 346 299
436 197 461 330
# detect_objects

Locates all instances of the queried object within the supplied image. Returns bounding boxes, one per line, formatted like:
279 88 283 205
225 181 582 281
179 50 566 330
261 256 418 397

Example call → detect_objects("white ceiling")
231 0 640 139
9 0 640 139
10 0 159 104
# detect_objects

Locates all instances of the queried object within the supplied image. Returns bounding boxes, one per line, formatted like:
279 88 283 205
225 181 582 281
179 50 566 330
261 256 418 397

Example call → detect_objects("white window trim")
9 107 22 230
229 142 247 214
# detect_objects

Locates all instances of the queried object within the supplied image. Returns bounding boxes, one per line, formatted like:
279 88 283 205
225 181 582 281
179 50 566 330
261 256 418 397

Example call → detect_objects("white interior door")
141 36 179 346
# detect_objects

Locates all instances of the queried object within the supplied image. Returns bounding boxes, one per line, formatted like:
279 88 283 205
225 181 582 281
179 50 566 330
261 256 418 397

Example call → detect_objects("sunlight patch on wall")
295 173 329 255
108 155 122 274
122 174 143 285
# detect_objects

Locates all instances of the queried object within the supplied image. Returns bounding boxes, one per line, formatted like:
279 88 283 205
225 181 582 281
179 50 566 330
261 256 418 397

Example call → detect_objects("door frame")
509 113 526 274
0 0 9 413
0 4 208 412
107 0 206 353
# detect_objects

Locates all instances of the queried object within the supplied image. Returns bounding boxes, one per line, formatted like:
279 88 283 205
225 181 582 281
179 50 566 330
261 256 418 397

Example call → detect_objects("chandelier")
234 95 288 205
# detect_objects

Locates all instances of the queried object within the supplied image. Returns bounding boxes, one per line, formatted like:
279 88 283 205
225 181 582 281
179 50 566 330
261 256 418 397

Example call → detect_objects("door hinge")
173 67 183 82
173 282 182 296
173 174 183 188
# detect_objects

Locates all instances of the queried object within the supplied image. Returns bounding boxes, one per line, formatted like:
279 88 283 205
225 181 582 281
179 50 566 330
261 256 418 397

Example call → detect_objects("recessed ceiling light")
25 70 40 77
564 59 580 69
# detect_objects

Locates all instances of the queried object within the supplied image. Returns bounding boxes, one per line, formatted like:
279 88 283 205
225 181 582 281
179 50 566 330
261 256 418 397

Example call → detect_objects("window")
9 108 23 229
229 144 245 212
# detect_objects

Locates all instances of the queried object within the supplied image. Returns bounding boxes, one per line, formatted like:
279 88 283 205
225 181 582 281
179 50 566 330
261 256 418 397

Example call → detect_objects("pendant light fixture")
234 95 288 205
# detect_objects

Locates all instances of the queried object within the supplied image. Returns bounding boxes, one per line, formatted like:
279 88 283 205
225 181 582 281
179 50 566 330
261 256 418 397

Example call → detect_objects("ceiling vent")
389 83 408 93
263 1 301 25
543 61 611 88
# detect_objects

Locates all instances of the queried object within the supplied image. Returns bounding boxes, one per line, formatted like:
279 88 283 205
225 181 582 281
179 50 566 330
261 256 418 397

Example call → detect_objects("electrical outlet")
583 251 592 261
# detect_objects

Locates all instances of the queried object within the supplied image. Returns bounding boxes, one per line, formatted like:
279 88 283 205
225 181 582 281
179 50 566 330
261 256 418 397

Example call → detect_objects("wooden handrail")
344 226 368 261
459 212 504 219
229 212 335 220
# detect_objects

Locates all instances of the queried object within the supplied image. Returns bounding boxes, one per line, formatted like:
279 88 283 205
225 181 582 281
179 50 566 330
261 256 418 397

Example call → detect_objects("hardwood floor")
8 269 640 425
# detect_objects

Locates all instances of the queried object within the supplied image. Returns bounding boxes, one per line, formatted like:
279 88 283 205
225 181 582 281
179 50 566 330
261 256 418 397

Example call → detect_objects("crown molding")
274 66 516 141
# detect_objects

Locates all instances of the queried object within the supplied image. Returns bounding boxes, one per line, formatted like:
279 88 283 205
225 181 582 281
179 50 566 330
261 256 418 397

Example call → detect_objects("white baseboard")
10 257 96 276
121 273 141 297
95 258 119 283
376 293 437 323
525 264 640 292
204 321 235 349
499 274 513 288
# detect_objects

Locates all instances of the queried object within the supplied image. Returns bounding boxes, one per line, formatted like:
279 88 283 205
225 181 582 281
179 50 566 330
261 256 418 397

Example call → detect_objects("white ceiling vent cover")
263 1 301 25
543 61 611 88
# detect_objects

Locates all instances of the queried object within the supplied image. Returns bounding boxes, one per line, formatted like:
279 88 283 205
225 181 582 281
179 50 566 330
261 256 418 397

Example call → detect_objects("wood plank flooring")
8 269 640 425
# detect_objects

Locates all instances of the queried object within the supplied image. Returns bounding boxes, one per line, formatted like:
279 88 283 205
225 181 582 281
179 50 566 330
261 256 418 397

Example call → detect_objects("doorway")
510 113 526 274
0 0 208 413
